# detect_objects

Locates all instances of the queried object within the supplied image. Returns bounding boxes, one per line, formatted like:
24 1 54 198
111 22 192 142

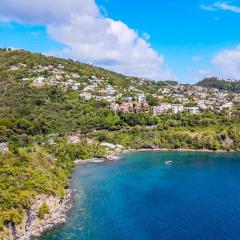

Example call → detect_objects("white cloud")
201 2 240 13
0 0 175 80
0 0 99 24
212 45 240 79
200 4 216 11
214 2 240 13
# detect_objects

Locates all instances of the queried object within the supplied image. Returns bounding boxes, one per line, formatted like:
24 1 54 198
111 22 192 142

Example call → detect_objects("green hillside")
0 49 240 238
197 77 240 93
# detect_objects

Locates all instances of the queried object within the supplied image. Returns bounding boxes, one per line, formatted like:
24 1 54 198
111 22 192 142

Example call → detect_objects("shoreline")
20 147 238 239
74 147 239 165
120 148 238 154
9 190 72 240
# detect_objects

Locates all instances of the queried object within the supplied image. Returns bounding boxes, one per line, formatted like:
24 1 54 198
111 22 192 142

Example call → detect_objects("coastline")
120 148 238 154
16 147 238 239
74 147 239 165
8 190 72 240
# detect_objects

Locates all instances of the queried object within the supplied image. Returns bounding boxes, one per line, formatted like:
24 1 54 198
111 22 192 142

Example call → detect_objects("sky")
0 0 240 83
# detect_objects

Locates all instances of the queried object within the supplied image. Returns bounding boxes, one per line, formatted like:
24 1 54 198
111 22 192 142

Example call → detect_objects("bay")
41 152 240 240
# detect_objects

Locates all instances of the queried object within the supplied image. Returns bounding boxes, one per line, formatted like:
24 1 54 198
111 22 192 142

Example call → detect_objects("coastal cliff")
3 191 71 240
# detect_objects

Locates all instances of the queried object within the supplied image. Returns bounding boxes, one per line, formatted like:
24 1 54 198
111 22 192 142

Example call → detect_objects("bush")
37 203 49 219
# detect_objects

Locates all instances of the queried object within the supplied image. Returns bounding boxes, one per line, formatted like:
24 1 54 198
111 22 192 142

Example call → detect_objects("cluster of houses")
160 85 238 113
10 63 82 90
10 63 240 116
109 95 200 115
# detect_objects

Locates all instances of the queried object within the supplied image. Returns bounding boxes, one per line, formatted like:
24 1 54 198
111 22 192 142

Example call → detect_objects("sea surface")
41 152 240 240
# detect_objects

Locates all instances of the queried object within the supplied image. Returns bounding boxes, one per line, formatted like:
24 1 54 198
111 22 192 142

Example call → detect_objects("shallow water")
41 152 240 240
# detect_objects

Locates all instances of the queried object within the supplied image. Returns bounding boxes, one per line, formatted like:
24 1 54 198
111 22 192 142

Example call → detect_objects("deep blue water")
42 152 240 240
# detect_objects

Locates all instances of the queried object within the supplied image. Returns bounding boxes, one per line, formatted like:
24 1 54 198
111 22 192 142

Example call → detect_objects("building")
137 94 146 102
110 103 119 111
171 104 184 114
79 92 92 100
185 107 200 114
68 135 81 144
33 76 46 84
134 102 142 112
124 96 133 102
0 143 8 154
152 106 163 116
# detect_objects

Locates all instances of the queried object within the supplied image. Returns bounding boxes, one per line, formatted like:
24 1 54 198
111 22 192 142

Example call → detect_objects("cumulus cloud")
212 45 240 79
0 0 174 80
201 2 240 13
0 0 99 24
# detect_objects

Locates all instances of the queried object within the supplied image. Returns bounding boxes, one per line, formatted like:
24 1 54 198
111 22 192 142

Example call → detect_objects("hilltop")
197 77 240 93
0 49 240 239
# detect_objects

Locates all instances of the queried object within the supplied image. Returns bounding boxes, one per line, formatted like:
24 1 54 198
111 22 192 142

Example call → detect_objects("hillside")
0 49 240 239
197 77 240 93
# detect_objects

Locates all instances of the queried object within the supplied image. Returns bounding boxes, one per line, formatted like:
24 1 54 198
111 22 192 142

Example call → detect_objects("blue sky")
0 0 240 83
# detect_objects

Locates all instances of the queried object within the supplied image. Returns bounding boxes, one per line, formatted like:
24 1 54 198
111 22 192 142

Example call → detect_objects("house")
110 103 119 111
58 64 65 69
105 86 116 95
161 103 172 112
33 76 46 85
142 102 149 112
79 92 92 100
222 102 233 110
152 106 163 116
137 94 146 102
0 143 8 154
152 103 172 115
100 142 116 149
71 73 80 78
21 77 30 81
171 104 184 114
72 83 81 90
10 66 19 71
182 98 190 105
68 135 81 144
198 103 208 110
100 142 124 149
185 107 200 114
119 102 134 113
86 139 93 145
134 102 142 112
124 97 133 102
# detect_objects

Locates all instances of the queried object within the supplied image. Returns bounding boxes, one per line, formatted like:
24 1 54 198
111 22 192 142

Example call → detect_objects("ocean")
41 151 240 240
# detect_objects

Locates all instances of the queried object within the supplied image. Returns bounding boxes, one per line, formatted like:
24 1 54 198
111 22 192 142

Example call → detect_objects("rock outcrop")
6 190 71 240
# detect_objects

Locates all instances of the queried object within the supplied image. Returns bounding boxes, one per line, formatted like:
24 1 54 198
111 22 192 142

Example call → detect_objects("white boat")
165 160 173 165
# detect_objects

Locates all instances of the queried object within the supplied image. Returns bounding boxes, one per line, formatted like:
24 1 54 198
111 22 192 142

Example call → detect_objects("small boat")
165 160 173 165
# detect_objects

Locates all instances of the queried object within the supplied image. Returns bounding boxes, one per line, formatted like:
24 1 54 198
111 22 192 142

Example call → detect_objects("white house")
0 143 8 154
171 104 184 114
79 92 92 100
185 107 200 114
137 94 146 102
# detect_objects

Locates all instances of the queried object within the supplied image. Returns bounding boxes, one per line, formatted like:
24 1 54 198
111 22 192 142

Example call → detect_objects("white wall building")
171 104 184 114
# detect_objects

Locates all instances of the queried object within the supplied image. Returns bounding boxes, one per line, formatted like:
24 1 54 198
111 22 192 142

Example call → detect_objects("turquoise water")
42 152 240 240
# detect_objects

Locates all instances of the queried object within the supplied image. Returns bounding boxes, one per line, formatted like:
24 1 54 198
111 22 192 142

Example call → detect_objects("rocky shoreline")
6 190 72 240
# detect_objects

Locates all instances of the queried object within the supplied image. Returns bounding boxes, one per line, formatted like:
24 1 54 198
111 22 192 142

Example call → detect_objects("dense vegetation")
197 77 240 93
0 49 240 238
